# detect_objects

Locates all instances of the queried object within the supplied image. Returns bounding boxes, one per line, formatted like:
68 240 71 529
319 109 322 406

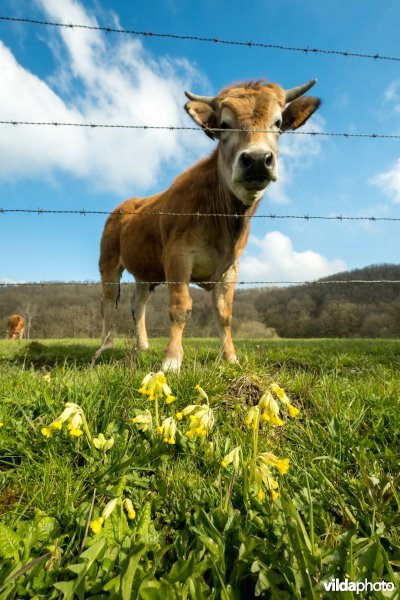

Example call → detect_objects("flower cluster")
139 371 175 403
245 383 299 429
250 451 290 501
41 402 85 438
156 417 177 445
90 497 136 534
177 403 215 440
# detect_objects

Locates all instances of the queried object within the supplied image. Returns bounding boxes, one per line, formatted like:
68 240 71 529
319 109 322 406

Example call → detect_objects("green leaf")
168 551 196 583
120 543 145 600
0 523 22 559
138 578 175 600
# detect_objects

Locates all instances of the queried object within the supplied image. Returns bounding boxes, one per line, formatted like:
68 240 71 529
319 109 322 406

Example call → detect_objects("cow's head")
185 79 321 206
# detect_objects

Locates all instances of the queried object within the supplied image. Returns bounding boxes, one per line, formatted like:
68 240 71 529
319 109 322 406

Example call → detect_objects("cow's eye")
220 121 231 130
274 118 283 131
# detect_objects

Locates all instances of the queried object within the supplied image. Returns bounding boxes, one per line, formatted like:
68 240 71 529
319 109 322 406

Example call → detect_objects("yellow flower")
185 405 214 439
271 490 279 501
0 422 3 428
176 412 183 420
43 374 51 382
90 517 104 534
50 420 63 430
257 487 266 501
157 417 177 445
41 427 52 438
132 410 152 432
123 498 136 520
258 392 283 427
93 433 114 451
90 497 119 532
221 446 241 471
258 452 290 475
244 406 260 429
69 428 83 437
270 383 300 419
139 371 174 402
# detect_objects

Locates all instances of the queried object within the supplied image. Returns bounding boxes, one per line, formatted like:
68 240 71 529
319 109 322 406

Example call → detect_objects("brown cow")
7 314 26 340
99 78 320 371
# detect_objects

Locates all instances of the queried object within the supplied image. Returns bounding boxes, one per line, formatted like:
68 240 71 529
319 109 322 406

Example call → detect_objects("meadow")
0 337 399 599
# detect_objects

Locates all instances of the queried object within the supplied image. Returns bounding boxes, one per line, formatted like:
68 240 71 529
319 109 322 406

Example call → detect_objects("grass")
0 337 399 598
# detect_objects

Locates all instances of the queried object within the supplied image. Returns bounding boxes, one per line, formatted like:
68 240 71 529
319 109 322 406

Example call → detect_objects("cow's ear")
185 100 218 140
281 96 321 131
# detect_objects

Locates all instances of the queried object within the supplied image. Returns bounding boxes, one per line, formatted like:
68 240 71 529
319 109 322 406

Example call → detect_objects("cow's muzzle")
238 150 277 188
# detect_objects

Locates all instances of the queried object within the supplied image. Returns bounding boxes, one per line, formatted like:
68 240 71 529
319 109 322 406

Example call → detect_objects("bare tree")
19 302 39 339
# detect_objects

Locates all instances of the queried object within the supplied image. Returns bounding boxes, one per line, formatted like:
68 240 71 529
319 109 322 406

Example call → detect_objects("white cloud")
239 231 346 282
0 0 210 194
267 114 325 204
370 159 400 203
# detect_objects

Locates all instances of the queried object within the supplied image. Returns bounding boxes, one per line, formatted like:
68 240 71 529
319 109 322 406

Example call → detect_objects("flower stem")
154 396 160 429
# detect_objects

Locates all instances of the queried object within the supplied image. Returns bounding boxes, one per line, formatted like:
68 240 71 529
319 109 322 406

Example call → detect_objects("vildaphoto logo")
323 578 395 594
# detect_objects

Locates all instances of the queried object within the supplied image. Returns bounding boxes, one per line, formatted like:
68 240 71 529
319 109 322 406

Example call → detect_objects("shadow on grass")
1 340 128 369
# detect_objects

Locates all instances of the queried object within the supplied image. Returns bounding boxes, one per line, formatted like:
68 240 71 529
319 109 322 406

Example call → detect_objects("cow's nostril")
265 152 274 167
240 152 253 170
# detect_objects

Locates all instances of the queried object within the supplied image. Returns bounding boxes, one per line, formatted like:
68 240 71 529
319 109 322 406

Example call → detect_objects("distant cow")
100 78 320 371
7 314 26 340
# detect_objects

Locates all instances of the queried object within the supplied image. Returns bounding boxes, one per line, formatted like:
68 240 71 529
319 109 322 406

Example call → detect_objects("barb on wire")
1 208 399 222
0 15 399 63
1 280 400 288
0 119 399 140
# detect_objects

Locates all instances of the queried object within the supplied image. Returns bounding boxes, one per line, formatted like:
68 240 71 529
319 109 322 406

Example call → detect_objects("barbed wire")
1 280 399 288
0 16 399 63
0 119 399 140
1 208 399 222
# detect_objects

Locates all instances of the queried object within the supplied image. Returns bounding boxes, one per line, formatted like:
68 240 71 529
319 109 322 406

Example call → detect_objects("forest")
1 263 399 339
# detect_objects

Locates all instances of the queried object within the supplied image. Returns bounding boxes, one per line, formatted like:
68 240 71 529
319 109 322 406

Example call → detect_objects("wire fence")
1 15 399 63
1 120 399 140
1 280 400 288
1 14 399 292
1 208 399 222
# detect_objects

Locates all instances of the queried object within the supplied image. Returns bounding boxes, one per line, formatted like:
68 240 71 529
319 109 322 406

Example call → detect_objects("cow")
99 78 321 371
7 314 26 340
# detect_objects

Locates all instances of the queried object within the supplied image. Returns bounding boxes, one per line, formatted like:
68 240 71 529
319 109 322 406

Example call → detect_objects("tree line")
1 264 399 339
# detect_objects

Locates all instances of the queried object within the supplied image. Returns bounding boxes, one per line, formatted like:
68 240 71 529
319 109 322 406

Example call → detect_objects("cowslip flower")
250 460 280 502
258 451 290 475
185 405 214 439
221 446 241 470
139 371 175 403
123 498 136 520
93 433 114 452
270 383 300 418
244 406 260 430
131 409 152 432
41 402 90 440
259 391 284 427
90 497 118 534
156 417 177 444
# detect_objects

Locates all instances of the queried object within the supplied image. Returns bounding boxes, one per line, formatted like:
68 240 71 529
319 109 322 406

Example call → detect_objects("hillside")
1 263 399 339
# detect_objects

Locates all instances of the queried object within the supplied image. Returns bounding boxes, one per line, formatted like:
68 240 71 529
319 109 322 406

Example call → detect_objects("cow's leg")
131 282 151 350
212 262 239 363
161 256 192 372
100 264 123 347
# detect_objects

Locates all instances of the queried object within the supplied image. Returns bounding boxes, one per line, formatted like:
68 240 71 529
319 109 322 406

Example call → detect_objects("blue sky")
1 0 400 285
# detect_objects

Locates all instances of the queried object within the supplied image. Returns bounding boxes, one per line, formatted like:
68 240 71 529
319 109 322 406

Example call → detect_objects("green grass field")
0 338 399 598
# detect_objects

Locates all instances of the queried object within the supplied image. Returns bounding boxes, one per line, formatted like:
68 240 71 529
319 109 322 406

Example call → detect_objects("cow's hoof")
161 356 182 373
226 355 239 364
